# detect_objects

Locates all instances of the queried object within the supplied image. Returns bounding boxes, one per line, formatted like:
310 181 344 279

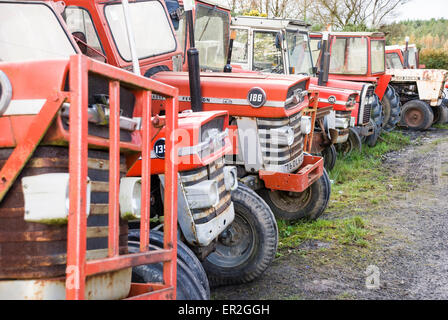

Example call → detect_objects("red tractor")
0 0 187 299
227 16 383 158
310 32 401 133
61 0 332 287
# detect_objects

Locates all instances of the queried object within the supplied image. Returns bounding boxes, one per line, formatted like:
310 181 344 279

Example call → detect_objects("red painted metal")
64 55 179 300
259 155 324 193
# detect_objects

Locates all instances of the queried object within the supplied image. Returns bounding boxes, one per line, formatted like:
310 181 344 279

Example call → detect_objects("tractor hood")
152 71 310 118
387 68 448 105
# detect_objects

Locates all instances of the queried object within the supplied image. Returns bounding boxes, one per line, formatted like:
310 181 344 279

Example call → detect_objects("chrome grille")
179 158 231 225
359 86 375 125
257 112 304 172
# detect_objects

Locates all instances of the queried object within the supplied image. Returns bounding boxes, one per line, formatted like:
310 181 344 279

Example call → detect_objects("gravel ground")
212 128 448 300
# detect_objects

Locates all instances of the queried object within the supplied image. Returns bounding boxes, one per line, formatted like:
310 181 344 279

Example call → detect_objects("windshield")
309 38 321 68
232 28 249 64
105 0 176 61
386 52 403 69
329 37 368 75
0 2 76 62
253 31 284 73
194 5 230 71
408 47 417 68
371 40 385 74
286 31 313 75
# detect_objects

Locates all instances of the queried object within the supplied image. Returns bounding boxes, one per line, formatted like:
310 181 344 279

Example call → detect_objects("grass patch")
278 216 371 250
433 123 448 130
328 131 411 212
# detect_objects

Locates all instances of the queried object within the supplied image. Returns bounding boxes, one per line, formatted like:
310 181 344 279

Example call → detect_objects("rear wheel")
128 241 209 300
336 127 362 154
400 100 434 130
202 184 278 287
365 94 384 147
433 104 448 124
259 169 331 221
381 85 401 132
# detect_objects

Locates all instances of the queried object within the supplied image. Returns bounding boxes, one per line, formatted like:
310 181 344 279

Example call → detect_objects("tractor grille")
257 112 304 172
360 86 375 125
179 158 231 225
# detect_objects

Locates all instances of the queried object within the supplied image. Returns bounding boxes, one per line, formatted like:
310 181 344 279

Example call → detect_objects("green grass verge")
328 131 411 212
433 123 448 130
278 216 371 250
277 131 411 252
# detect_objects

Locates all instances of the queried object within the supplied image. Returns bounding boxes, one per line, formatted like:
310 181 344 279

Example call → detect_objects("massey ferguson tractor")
0 0 201 300
61 0 285 287
228 16 383 158
385 41 448 128
310 32 401 133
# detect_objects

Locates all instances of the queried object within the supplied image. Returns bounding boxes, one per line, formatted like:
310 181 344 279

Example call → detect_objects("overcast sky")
395 0 448 21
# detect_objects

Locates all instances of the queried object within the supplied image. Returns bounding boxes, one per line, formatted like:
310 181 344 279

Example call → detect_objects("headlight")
301 116 312 135
22 173 91 223
335 117 350 129
184 180 219 209
270 125 295 146
120 177 142 220
223 166 238 191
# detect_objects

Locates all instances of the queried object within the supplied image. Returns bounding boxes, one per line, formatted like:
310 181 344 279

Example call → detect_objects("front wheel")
336 127 362 155
365 94 384 147
318 144 337 172
202 184 278 287
433 104 448 124
400 100 434 130
258 169 331 221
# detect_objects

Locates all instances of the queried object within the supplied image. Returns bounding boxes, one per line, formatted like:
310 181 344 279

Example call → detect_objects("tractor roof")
386 44 417 51
231 16 310 31
327 31 385 38
190 0 230 10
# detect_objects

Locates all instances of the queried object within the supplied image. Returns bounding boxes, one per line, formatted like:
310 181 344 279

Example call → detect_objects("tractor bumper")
259 155 324 193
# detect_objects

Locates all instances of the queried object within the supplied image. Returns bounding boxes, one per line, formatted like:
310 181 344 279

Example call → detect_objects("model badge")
247 87 267 108
328 96 337 104
153 138 166 159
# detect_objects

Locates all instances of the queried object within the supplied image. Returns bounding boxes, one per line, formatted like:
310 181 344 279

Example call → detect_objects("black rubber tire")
202 184 278 287
381 85 401 132
336 127 362 155
365 94 384 147
258 168 331 221
432 104 448 124
320 145 337 172
128 241 209 300
128 229 210 298
400 100 434 131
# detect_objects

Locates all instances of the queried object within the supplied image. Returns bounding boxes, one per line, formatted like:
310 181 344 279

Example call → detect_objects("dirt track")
212 128 448 300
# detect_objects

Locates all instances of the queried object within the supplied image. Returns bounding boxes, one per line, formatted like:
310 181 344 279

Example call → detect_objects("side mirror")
275 32 283 50
317 40 322 50
312 66 318 75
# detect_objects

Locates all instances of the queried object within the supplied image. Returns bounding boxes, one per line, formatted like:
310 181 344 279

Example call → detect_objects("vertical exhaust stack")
224 30 237 73
185 0 203 112
318 32 330 87
404 36 410 69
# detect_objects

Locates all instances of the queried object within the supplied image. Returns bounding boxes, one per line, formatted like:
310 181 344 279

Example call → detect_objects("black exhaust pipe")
186 9 203 112
318 34 330 87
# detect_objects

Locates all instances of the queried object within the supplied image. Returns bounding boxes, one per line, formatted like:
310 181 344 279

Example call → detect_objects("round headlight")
0 70 13 116
120 177 142 220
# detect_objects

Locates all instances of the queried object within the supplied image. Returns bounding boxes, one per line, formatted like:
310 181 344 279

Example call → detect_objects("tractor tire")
400 100 434 131
336 127 362 155
128 241 209 300
202 184 278 287
365 94 384 147
320 144 337 172
128 229 210 298
259 168 331 221
432 104 448 124
381 86 401 132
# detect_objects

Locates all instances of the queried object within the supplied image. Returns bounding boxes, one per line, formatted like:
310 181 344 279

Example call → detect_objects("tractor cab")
310 32 401 132
386 44 423 70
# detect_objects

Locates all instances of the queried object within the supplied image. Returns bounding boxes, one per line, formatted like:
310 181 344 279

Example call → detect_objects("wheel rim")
206 211 256 268
404 107 425 127
268 188 312 213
